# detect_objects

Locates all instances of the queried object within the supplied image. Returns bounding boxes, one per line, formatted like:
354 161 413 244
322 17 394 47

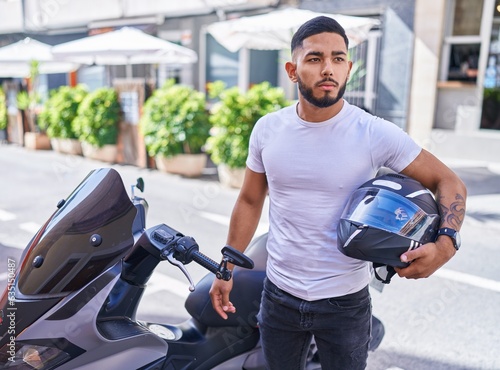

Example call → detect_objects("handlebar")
123 178 253 290
160 234 232 281
142 224 253 286
191 251 232 280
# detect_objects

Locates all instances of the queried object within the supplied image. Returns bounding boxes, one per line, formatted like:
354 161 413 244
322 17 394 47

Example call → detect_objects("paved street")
1 143 500 369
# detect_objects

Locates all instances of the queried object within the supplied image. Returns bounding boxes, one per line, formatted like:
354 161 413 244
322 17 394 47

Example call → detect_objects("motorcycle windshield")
18 168 137 297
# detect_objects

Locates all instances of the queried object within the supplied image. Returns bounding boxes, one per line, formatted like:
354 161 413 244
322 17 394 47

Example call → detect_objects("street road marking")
19 222 41 234
7 242 26 250
0 209 16 221
198 211 229 226
198 211 269 235
434 268 500 293
143 271 191 299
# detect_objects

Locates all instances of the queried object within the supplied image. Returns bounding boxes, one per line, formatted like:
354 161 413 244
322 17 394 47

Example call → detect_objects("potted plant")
18 90 51 150
73 87 121 163
38 84 88 155
0 86 7 142
18 61 51 150
206 81 290 187
140 79 211 177
481 87 500 129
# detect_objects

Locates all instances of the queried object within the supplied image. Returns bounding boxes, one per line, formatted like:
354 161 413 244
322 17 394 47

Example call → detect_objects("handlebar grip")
192 251 232 281
192 250 219 273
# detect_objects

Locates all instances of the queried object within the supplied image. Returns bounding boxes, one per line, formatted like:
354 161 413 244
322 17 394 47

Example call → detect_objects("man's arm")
396 149 467 278
226 168 269 255
209 167 268 318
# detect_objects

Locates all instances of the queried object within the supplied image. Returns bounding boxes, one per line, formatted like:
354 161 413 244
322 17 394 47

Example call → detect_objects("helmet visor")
341 187 440 243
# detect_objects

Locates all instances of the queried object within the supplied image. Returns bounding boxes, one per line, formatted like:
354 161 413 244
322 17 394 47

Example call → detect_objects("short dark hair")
291 16 349 52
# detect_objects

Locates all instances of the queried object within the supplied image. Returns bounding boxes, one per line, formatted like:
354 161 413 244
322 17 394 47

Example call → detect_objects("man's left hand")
394 238 456 279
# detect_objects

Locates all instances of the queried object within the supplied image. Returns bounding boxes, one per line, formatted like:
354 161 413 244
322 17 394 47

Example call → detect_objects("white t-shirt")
246 100 421 301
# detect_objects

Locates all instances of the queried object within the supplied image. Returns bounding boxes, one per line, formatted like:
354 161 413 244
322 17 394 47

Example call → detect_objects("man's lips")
317 79 338 91
319 84 335 91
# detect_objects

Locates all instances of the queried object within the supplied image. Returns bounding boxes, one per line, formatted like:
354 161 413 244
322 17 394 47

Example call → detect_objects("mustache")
315 78 339 87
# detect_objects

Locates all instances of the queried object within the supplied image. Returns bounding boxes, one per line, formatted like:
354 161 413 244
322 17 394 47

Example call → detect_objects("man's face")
287 32 352 108
296 73 348 108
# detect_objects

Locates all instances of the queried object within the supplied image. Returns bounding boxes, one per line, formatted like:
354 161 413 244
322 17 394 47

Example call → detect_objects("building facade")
410 0 500 162
0 0 499 162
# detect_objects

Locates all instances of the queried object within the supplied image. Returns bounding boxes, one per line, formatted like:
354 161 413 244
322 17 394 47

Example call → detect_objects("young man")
210 16 467 369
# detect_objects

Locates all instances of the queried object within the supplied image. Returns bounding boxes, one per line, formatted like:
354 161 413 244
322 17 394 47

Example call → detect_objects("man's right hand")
209 277 235 319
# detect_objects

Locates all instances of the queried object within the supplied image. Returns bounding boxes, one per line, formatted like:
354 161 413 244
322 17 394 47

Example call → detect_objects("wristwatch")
436 228 461 250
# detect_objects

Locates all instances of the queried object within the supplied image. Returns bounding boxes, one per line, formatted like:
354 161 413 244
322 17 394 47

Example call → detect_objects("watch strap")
437 228 460 250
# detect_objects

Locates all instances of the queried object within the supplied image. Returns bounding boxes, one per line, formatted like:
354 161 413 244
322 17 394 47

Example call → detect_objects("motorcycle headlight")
0 341 72 369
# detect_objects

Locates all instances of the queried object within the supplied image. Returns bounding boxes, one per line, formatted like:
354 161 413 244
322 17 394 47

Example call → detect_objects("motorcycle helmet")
338 173 440 276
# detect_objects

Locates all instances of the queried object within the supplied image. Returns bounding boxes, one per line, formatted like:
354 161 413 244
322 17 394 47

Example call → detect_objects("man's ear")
285 61 298 83
347 60 353 81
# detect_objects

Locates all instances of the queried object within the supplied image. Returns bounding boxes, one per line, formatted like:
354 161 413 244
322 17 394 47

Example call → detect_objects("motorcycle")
0 167 384 369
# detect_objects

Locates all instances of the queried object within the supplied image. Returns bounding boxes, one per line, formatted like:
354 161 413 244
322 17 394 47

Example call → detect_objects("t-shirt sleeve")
246 118 266 173
370 118 422 173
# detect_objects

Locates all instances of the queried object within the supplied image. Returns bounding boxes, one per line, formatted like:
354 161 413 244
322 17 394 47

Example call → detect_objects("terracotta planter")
217 163 245 188
50 138 83 155
155 154 207 178
81 142 118 163
24 132 52 150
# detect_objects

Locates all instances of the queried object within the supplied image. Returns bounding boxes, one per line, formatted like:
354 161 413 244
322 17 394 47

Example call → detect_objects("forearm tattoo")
438 193 466 229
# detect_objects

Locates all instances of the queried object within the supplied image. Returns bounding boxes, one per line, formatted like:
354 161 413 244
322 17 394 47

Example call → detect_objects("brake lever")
164 251 195 292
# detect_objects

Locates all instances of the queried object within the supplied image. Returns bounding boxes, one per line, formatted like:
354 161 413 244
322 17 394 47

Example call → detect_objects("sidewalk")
429 129 500 166
439 155 500 175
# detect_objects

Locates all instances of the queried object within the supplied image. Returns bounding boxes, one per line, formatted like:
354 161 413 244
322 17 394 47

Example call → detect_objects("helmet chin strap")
372 263 397 284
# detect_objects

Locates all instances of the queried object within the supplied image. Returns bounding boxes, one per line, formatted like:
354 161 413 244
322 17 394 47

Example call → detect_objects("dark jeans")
258 278 371 370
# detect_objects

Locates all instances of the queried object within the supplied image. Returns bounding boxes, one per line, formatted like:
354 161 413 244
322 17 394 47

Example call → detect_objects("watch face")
455 231 461 248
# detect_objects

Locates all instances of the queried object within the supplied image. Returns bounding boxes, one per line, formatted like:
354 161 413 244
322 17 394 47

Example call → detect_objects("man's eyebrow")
304 50 347 57
305 51 323 57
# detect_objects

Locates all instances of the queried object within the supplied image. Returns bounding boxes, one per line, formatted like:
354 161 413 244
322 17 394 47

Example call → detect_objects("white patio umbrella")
0 37 79 77
206 8 380 52
52 27 198 77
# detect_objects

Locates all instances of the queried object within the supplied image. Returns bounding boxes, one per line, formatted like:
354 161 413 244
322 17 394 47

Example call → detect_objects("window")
484 0 500 88
480 0 500 129
441 0 484 82
447 43 480 81
452 0 484 35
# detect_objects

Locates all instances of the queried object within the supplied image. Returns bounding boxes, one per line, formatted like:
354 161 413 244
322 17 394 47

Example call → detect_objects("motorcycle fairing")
17 168 137 297
0 168 140 365
13 262 167 369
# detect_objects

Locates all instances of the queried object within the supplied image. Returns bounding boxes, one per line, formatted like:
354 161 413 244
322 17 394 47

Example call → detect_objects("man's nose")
322 61 334 76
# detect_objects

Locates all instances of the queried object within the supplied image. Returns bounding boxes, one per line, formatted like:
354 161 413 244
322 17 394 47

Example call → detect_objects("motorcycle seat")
185 269 266 328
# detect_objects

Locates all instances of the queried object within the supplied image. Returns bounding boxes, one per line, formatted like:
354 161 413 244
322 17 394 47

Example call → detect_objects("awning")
206 8 380 52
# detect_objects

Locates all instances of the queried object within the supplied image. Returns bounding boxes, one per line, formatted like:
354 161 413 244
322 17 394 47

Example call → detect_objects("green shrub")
0 87 7 131
140 79 211 157
38 84 88 139
73 87 121 147
16 91 31 111
207 81 290 169
483 87 500 101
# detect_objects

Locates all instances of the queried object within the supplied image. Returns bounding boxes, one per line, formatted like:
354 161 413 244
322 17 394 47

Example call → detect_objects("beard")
297 75 348 108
